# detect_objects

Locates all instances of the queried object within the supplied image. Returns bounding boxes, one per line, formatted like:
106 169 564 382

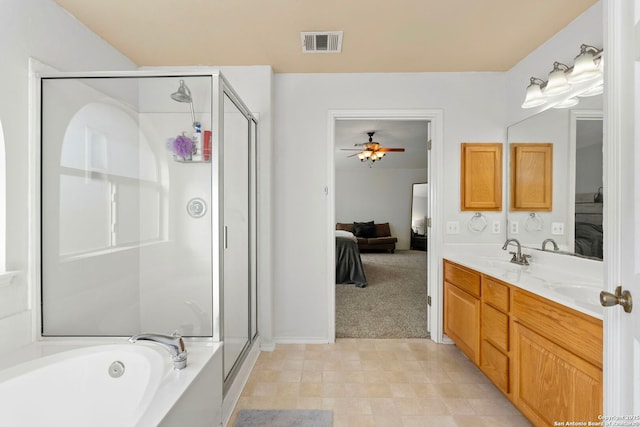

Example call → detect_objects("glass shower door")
40 75 214 337
222 92 251 380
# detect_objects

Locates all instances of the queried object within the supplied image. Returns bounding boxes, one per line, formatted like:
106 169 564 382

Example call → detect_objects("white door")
604 0 640 417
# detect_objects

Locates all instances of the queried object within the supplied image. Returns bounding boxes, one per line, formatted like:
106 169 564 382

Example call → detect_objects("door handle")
600 286 633 313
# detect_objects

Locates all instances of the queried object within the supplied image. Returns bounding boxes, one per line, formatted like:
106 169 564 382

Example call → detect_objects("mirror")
410 183 427 251
506 94 603 260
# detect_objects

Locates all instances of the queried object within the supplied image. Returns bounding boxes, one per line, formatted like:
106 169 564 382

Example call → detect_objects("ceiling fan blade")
340 148 362 151
346 153 360 158
378 148 405 152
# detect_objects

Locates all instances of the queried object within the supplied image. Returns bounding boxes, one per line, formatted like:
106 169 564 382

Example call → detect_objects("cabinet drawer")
512 289 603 368
482 303 509 351
444 261 481 298
481 340 509 394
482 276 509 312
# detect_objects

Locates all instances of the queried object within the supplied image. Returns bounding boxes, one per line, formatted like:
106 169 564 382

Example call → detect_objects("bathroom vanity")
443 254 603 427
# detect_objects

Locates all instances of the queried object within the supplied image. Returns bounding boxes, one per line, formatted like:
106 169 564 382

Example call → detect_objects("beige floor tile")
389 383 418 398
394 397 450 416
230 339 532 427
402 415 458 427
368 398 398 417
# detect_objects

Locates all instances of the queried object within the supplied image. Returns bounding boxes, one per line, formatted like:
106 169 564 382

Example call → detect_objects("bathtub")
0 340 223 427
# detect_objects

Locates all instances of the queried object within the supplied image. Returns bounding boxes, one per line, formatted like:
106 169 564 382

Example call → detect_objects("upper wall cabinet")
510 143 553 212
460 143 503 211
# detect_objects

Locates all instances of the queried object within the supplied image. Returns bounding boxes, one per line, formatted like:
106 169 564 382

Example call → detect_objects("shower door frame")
31 68 258 354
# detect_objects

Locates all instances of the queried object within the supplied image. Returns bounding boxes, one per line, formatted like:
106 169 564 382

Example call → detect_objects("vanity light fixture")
568 44 603 83
543 62 572 96
521 44 603 109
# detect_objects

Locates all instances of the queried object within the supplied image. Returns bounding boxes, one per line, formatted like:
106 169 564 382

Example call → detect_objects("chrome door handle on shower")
224 226 228 249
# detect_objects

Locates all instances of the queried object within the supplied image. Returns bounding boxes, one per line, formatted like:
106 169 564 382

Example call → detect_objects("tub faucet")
129 332 187 369
502 238 530 265
541 238 559 252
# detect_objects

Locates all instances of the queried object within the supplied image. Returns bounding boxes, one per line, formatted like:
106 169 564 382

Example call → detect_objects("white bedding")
335 229 357 243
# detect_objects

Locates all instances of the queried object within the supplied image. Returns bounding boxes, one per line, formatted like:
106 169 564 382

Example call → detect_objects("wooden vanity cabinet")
511 290 603 426
460 143 503 211
480 276 511 395
443 260 603 427
510 143 553 212
443 260 481 364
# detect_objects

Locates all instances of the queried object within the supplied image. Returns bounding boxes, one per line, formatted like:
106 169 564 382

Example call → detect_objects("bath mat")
234 409 333 427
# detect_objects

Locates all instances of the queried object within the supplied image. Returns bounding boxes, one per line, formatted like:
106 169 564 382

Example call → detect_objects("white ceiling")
335 120 428 170
54 0 598 73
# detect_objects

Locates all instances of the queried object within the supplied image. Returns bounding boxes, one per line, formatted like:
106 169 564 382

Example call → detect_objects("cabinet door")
513 322 602 427
510 143 553 211
444 281 480 364
460 143 503 211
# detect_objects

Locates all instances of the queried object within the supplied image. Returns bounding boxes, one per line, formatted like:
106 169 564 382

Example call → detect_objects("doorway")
326 109 444 342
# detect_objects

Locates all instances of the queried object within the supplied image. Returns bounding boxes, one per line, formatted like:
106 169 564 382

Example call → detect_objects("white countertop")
443 244 604 319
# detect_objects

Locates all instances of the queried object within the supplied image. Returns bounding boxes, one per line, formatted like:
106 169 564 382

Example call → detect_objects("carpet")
336 250 428 338
234 409 333 427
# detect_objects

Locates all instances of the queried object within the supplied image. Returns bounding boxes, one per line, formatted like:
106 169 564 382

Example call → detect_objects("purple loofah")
173 135 194 157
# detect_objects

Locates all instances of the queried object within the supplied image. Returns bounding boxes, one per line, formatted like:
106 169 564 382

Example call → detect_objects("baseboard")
222 338 261 427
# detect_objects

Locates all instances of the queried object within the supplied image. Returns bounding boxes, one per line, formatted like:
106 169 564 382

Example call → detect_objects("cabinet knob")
600 286 633 313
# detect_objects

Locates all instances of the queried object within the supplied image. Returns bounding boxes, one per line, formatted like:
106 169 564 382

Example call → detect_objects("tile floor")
229 339 533 426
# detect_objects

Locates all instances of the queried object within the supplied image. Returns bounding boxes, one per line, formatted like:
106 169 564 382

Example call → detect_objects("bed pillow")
353 221 376 238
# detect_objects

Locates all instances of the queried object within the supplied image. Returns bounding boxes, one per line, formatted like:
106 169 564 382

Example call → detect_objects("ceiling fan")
341 131 405 163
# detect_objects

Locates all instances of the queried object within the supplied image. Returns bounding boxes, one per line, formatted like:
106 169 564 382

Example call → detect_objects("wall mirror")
410 182 428 250
506 94 603 260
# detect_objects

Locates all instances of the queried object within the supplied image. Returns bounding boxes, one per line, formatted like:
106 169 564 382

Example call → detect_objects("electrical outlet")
551 222 565 235
446 221 460 234
510 221 519 234
492 221 501 234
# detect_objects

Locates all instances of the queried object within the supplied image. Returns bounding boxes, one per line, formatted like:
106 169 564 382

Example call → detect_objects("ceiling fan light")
377 151 385 159
544 63 571 96
357 152 365 160
521 81 546 108
364 150 372 158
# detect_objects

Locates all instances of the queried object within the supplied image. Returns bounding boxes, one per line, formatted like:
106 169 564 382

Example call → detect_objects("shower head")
171 79 198 129
171 80 192 103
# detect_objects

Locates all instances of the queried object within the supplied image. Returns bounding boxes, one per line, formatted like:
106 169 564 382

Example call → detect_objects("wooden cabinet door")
512 322 602 427
460 143 503 211
444 281 480 364
510 143 553 211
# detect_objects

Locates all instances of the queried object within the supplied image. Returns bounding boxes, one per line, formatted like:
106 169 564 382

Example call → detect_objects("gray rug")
336 250 428 338
234 409 333 427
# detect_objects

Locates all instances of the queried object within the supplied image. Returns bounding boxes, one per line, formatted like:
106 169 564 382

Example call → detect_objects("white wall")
273 72 507 341
335 168 427 250
0 0 136 355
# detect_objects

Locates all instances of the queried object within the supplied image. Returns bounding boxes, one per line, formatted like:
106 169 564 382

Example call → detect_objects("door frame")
326 109 444 343
603 0 636 415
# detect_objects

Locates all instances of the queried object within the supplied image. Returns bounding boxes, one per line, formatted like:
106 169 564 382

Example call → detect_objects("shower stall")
38 70 257 389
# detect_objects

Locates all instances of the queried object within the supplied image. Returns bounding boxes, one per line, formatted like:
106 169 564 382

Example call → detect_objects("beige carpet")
336 250 428 338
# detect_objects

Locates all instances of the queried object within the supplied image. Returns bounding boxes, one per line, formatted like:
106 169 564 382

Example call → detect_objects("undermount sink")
546 282 602 306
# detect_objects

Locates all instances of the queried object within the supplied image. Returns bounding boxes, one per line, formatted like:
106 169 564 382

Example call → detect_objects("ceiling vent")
301 31 343 53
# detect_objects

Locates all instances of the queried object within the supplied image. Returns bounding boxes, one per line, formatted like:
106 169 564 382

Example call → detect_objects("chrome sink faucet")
502 238 531 265
541 238 559 252
129 332 187 369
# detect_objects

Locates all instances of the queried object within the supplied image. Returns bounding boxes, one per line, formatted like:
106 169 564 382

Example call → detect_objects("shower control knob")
187 198 207 218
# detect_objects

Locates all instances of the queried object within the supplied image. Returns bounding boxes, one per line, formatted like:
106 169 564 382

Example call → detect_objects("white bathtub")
0 340 223 427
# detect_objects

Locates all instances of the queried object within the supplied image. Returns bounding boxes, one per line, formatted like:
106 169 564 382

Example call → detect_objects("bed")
335 230 367 287
575 193 603 259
